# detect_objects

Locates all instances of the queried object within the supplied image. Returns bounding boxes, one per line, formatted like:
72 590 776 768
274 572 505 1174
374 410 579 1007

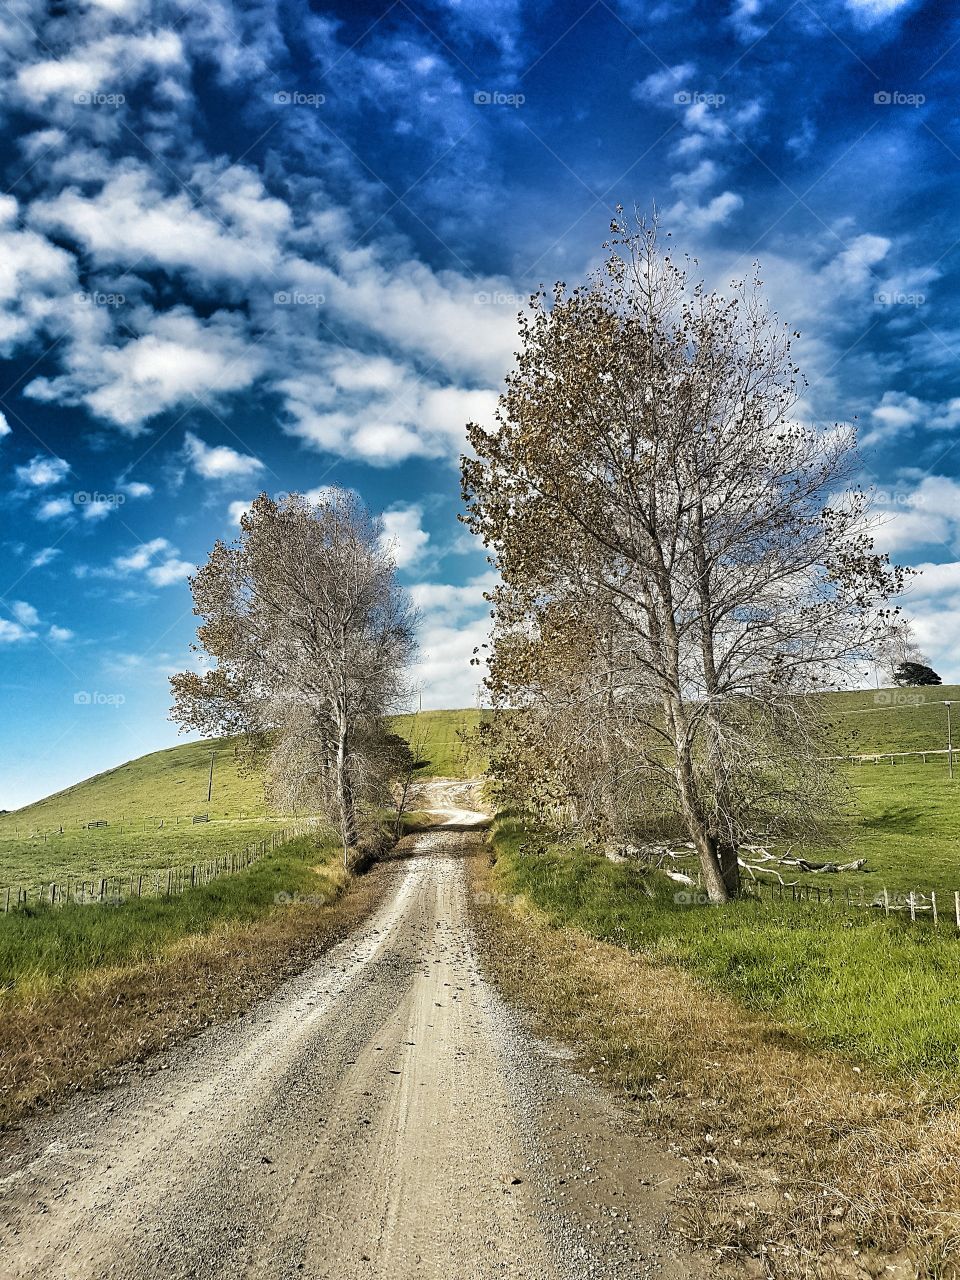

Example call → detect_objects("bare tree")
170 490 416 861
873 617 926 684
462 215 906 902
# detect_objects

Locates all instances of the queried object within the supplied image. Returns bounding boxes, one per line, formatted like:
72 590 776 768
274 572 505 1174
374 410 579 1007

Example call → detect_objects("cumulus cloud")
632 62 696 104
11 601 40 626
276 352 499 464
25 307 267 432
93 537 194 587
404 572 496 706
227 499 251 526
845 0 914 23
665 190 744 232
0 410 10 438
379 505 430 569
15 31 185 104
16 454 70 487
36 496 73 521
0 619 32 644
869 477 960 555
0 599 68 645
183 431 264 480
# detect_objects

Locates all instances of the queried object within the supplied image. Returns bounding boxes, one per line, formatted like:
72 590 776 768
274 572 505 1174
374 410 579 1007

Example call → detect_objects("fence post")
954 891 959 931
883 887 890 916
932 891 939 927
908 891 916 922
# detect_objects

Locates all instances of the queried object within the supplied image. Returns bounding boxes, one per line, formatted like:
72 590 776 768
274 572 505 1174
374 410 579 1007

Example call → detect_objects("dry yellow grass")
468 849 960 1280
0 862 392 1125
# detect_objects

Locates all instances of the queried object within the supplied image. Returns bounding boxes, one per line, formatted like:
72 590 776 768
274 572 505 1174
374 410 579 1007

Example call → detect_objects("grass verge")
474 817 960 1278
0 834 393 1124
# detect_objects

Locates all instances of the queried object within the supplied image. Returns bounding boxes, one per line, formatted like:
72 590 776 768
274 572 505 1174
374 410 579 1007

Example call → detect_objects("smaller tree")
894 661 942 687
874 618 927 683
170 490 416 860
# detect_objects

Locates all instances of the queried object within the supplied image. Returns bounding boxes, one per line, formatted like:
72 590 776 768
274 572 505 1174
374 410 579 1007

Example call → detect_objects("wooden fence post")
883 887 890 916
932 891 939 927
908 891 916 922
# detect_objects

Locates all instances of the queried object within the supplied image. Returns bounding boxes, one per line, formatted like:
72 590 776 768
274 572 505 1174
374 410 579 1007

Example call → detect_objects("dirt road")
0 782 709 1280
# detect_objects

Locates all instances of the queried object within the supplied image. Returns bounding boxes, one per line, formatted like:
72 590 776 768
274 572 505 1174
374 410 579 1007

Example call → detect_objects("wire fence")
0 821 321 912
747 877 960 929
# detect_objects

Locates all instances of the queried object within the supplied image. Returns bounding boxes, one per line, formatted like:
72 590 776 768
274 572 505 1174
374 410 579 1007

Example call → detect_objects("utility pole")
207 750 216 804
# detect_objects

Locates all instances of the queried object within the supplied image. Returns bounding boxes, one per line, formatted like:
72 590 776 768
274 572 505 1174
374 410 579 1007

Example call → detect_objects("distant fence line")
1 821 321 912
824 748 953 765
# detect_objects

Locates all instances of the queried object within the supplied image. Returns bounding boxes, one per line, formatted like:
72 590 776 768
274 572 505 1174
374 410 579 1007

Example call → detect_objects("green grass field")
0 833 343 991
490 814 960 1081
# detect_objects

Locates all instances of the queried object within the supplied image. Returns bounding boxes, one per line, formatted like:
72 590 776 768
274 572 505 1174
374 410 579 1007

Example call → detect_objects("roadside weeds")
468 848 960 1280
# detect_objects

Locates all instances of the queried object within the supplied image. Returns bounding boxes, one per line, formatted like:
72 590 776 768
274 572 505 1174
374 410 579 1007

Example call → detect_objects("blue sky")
0 0 957 806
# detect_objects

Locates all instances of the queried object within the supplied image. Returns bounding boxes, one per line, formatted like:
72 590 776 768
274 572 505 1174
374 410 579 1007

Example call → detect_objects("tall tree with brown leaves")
170 490 415 859
462 216 905 903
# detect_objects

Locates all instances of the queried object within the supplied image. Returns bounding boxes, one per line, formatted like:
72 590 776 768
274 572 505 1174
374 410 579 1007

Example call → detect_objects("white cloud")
670 158 721 197
228 499 251 526
0 410 10 438
103 537 193 588
632 62 696 104
30 547 60 568
845 0 913 22
665 190 744 232
409 573 497 618
25 308 267 432
861 392 960 449
16 454 70 487
113 537 170 573
0 619 31 644
146 558 193 586
410 617 488 709
379 505 430 569
36 496 73 521
277 354 499 464
11 601 39 626
48 624 74 642
121 480 153 499
16 31 185 103
184 431 264 480
32 163 286 284
404 573 497 706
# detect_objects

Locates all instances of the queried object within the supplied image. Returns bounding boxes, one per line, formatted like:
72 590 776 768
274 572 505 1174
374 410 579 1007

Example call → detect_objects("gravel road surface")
0 782 711 1280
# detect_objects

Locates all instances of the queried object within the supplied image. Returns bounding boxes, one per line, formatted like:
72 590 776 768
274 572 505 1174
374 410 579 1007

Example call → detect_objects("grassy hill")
388 708 485 776
0 711 485 888
824 683 960 757
0 737 270 838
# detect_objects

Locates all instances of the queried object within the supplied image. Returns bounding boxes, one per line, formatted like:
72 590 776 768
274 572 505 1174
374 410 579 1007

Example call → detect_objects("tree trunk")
673 739 733 904
335 716 357 865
